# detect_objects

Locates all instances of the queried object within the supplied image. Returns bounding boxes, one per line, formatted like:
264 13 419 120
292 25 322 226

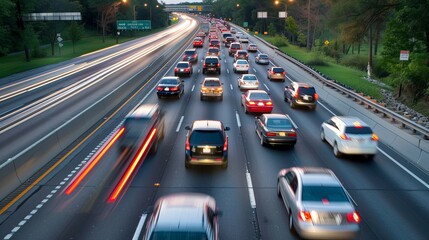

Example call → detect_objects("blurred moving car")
196 31 206 40
119 104 164 152
228 42 242 56
185 120 230 169
239 35 249 43
203 56 221 75
201 78 223 101
209 39 220 49
156 76 184 99
284 82 318 110
182 49 198 63
236 32 243 38
255 53 270 65
255 114 297 147
142 193 220 240
320 116 378 159
277 167 360 239
247 44 258 52
267 66 286 81
233 59 250 74
234 50 249 61
237 74 259 90
224 36 235 47
174 61 193 77
241 90 273 114
206 47 220 57
192 37 204 48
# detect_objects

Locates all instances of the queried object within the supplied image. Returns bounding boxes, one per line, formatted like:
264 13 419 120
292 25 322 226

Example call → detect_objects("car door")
255 115 264 137
286 84 294 100
324 119 338 145
283 171 298 212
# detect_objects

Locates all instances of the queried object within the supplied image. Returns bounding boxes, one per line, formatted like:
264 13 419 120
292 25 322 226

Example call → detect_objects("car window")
123 118 151 138
249 92 270 100
185 50 195 55
286 173 298 194
301 186 349 203
345 126 373 134
190 130 224 145
267 119 292 129
177 63 189 68
231 44 240 49
243 75 256 81
204 80 221 87
210 40 219 44
299 87 315 95
160 79 178 85
150 231 208 240
205 58 219 64
236 60 247 64
208 49 218 53
273 67 284 73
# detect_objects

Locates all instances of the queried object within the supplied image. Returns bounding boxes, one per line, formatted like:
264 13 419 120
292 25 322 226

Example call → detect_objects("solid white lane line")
235 111 241 128
246 172 256 209
263 84 270 91
318 101 336 116
176 116 184 132
132 214 147 240
319 96 429 189
286 75 294 83
191 84 195 92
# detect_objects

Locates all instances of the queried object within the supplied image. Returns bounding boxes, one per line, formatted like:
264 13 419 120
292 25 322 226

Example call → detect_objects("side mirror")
224 127 230 131
185 126 191 130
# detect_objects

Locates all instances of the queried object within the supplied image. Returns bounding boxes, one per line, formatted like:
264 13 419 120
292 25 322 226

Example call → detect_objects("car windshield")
299 87 316 95
160 79 178 85
273 67 284 73
266 119 292 129
259 55 268 59
345 126 373 134
123 118 150 138
190 130 224 145
249 92 270 100
185 50 195 55
205 58 218 64
231 44 240 49
243 75 257 80
301 185 349 203
204 80 221 87
211 40 219 44
177 63 189 68
237 51 247 55
236 60 247 64
208 49 218 53
150 231 208 240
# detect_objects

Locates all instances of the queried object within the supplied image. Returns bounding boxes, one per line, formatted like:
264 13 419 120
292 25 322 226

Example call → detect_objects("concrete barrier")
0 160 21 199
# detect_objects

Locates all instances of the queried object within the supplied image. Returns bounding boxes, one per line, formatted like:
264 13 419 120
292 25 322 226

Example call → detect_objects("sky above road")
163 0 203 4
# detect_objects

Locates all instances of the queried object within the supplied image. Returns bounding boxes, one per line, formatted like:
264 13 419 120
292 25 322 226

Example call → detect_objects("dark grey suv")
284 82 318 110
185 120 229 169
202 56 221 75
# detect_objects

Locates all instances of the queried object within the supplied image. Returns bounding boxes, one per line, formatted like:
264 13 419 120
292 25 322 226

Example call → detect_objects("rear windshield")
204 80 221 87
237 51 247 55
249 92 270 100
273 67 284 73
267 119 292 129
177 63 189 68
160 79 178 84
190 130 224 145
236 60 247 64
302 186 349 203
185 50 195 55
223 33 232 38
299 87 316 95
205 58 219 64
124 118 150 138
208 48 219 53
150 231 208 240
210 40 219 44
345 126 373 134
259 55 269 59
243 75 257 81
230 44 240 49
226 37 234 41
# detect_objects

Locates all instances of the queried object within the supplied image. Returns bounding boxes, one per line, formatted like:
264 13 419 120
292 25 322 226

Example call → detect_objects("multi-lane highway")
1 15 429 239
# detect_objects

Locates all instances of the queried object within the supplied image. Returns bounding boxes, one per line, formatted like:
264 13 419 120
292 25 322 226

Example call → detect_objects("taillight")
283 71 286 75
265 101 273 106
246 54 248 58
174 67 178 72
217 63 221 67
314 93 319 100
246 65 249 68
293 88 299 98
347 212 361 223
223 137 228 151
340 133 350 140
157 86 163 91
371 133 379 141
217 87 223 92
266 132 276 137
288 132 297 137
248 101 256 105
193 54 197 58
203 63 207 67
186 138 190 151
201 87 208 92
298 211 312 222
170 86 179 91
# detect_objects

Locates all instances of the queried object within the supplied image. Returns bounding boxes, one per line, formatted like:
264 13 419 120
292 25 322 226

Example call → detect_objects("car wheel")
290 100 296 108
150 139 159 155
244 105 248 113
277 182 282 197
221 161 228 169
185 161 191 169
320 129 326 142
200 94 204 101
267 75 270 80
310 105 317 110
333 142 342 157
366 154 375 160
260 135 266 146
289 213 297 234
218 69 221 75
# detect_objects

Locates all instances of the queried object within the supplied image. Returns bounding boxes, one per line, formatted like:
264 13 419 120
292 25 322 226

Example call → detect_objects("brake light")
246 54 248 58
157 86 163 91
298 211 312 222
283 71 286 75
217 63 221 67
186 138 190 151
340 133 350 140
170 86 179 91
371 133 379 141
265 101 273 106
217 87 223 91
174 67 178 72
193 54 197 58
223 137 228 151
314 93 319 100
248 101 256 105
246 65 249 68
201 87 208 92
288 132 297 137
266 132 276 137
203 63 207 67
347 212 361 223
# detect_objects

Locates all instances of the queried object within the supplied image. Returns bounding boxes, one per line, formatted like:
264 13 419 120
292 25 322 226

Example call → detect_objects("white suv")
320 116 378 159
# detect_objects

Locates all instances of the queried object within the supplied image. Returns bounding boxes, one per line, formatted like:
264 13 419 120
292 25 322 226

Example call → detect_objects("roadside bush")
307 53 328 66
322 45 342 62
372 60 390 78
270 35 289 47
340 55 367 71
31 47 47 58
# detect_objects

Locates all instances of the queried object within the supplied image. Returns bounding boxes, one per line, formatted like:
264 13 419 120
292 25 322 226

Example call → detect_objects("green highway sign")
117 20 151 30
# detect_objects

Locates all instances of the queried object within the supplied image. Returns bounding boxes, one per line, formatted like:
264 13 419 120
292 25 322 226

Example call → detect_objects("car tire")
333 142 342 157
320 129 326 142
289 213 297 235
260 135 266 146
150 139 159 155
310 105 317 110
200 95 204 101
203 69 206 74
185 161 191 169
244 105 248 114
366 154 375 160
218 69 221 75
277 182 282 197
221 161 228 169
267 75 270 80
290 100 296 108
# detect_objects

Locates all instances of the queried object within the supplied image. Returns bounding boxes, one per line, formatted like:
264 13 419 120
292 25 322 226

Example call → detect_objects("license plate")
165 87 169 91
276 73 281 75
279 132 286 136
202 148 211 153
303 95 309 100
258 102 264 106
180 69 184 72
209 68 215 71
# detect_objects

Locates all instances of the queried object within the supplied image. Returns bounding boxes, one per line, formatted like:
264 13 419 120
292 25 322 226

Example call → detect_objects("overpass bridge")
164 4 212 13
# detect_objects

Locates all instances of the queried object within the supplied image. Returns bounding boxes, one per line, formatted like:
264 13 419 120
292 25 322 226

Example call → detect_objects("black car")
174 61 193 77
182 49 198 63
224 37 235 47
156 76 184 98
255 114 297 147
284 82 318 110
185 120 229 169
202 56 221 75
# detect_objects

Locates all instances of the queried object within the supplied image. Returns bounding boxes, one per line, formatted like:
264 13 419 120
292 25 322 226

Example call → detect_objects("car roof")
247 90 268 94
203 77 220 81
295 82 315 88
154 194 214 232
192 120 223 130
334 116 369 127
176 61 190 65
127 104 159 119
262 113 289 119
294 167 340 186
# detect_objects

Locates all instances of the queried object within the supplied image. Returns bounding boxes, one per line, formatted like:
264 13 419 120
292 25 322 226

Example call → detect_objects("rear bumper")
247 105 273 113
185 152 228 166
265 137 296 145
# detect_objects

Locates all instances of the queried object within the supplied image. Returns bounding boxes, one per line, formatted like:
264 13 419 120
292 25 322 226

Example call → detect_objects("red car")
209 39 220 48
193 37 204 48
241 90 273 114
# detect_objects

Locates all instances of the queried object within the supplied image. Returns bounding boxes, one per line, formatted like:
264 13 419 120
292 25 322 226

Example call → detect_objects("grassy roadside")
261 36 384 101
0 26 171 79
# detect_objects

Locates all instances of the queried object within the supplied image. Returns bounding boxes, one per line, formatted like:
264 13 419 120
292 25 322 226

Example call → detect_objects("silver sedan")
237 74 259 90
277 167 360 239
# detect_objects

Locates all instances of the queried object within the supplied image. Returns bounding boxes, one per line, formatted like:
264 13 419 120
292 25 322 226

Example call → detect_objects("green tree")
69 21 84 53
285 16 299 44
0 0 14 56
